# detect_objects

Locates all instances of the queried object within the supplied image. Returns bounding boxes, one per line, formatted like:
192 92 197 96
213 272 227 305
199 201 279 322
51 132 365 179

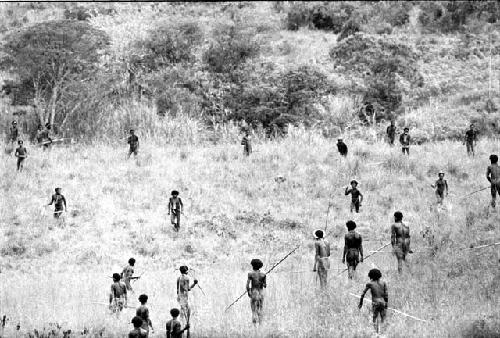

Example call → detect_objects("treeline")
0 2 499 140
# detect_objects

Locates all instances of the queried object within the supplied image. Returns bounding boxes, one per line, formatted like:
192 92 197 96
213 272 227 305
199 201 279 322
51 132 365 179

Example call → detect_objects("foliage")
203 23 260 77
418 1 500 33
0 20 110 128
286 2 355 33
330 33 423 118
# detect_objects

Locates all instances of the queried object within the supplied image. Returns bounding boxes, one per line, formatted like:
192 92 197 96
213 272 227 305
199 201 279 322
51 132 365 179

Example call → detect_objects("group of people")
108 259 197 337
6 118 500 336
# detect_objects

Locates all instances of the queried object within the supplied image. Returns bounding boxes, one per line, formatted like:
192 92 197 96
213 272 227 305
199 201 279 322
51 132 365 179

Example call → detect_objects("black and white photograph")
0 1 499 337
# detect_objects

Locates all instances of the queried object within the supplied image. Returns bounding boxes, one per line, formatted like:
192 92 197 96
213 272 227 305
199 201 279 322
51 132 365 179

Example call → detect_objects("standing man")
48 188 67 219
337 138 348 157
486 154 500 208
14 140 27 172
9 121 19 144
342 221 363 280
136 294 154 336
345 180 364 213
391 211 411 274
399 127 411 155
431 171 449 205
464 124 477 156
312 229 330 289
122 258 140 292
168 190 184 231
386 120 396 146
241 130 252 156
127 129 139 158
246 258 267 324
109 273 127 315
176 266 198 325
358 269 389 333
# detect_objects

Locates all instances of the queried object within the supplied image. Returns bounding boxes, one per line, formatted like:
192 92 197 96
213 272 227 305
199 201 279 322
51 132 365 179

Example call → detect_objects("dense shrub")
286 2 355 33
203 24 260 77
330 33 423 118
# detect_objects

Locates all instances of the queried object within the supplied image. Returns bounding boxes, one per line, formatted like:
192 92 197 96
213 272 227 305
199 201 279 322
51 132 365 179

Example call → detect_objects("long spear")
349 293 428 323
333 242 391 278
224 245 301 312
460 186 490 200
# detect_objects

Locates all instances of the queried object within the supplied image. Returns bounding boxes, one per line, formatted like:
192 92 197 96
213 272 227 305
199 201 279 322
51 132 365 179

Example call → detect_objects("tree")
0 20 110 128
330 33 423 118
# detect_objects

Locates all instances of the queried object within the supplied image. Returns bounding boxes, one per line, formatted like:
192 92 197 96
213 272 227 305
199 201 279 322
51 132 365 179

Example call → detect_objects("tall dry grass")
0 129 499 337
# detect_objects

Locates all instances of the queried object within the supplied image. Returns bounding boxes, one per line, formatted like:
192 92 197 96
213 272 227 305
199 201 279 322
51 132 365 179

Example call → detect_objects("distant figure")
399 127 411 155
177 266 198 324
386 120 396 145
122 258 139 292
109 273 127 315
345 180 363 213
168 190 184 231
166 308 190 338
48 187 67 218
464 124 477 156
129 316 147 338
431 171 448 205
337 138 348 157
391 211 411 274
358 269 388 333
14 140 27 172
241 130 252 156
487 154 500 208
36 125 44 144
136 294 154 336
9 121 19 143
127 129 139 158
312 229 330 289
342 221 363 280
246 258 266 324
38 124 52 149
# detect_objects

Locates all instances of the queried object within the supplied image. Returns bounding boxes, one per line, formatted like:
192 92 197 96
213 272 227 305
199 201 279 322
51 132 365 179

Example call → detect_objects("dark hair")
128 258 136 265
350 180 358 186
404 127 409 131
180 265 188 274
131 316 143 328
170 308 180 317
250 258 263 270
314 229 324 238
346 220 356 231
55 187 61 192
171 190 179 196
112 273 121 281
130 129 134 132
394 211 403 222
368 268 382 280
18 140 23 144
12 121 17 124
138 294 148 303
490 154 498 164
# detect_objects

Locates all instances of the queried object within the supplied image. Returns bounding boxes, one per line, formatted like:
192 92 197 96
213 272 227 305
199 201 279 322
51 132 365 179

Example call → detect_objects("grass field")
0 130 499 337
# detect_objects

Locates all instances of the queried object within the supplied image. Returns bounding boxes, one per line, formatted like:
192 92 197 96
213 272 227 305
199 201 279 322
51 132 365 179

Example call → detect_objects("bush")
286 2 355 33
330 33 423 117
203 24 260 76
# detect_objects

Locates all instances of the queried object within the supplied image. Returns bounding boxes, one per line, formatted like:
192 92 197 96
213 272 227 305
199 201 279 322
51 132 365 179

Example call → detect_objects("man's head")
250 258 263 270
470 123 474 130
179 265 188 274
130 129 135 135
128 258 136 266
38 124 42 130
12 121 17 126
368 268 382 281
314 229 324 239
404 127 409 134
171 190 179 197
131 316 143 328
55 187 62 194
17 140 23 145
346 220 356 231
350 180 358 188
394 211 403 222
337 138 343 143
138 294 148 304
391 120 395 126
170 308 180 318
438 171 445 178
490 154 498 164
112 273 121 282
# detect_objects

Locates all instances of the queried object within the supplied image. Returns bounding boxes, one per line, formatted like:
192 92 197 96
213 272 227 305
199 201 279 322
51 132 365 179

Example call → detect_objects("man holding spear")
312 229 331 289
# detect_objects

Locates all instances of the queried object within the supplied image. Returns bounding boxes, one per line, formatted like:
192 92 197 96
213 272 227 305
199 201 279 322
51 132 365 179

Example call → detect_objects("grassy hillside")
1 130 499 337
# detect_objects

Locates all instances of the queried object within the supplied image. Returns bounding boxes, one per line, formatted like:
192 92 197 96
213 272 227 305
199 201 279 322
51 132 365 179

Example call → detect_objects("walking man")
386 120 396 145
14 140 27 172
127 129 139 158
464 124 477 156
246 258 267 324
391 211 411 274
431 171 449 205
337 138 348 157
169 190 184 231
48 188 67 219
487 154 500 208
313 229 331 289
342 221 363 279
399 127 411 155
